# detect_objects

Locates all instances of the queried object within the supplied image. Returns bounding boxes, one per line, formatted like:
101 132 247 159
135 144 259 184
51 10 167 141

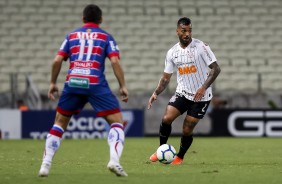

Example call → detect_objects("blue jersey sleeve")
57 35 70 59
106 34 120 58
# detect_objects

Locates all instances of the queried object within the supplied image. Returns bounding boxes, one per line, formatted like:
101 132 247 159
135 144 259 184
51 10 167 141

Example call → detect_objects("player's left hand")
193 87 206 102
120 86 129 102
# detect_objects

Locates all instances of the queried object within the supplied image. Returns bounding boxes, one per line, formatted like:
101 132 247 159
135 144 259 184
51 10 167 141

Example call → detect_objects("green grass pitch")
0 137 282 184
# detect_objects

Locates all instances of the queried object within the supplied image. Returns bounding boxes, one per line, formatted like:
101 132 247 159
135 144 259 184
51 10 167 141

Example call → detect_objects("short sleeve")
106 34 120 59
164 49 175 74
57 35 70 60
200 42 217 66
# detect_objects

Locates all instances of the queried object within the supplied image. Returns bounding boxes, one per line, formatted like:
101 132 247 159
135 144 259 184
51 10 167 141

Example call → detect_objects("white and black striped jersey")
164 38 217 101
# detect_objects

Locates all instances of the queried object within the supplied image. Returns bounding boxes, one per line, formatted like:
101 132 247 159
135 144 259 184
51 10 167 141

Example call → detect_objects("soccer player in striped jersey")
148 17 221 164
38 4 128 177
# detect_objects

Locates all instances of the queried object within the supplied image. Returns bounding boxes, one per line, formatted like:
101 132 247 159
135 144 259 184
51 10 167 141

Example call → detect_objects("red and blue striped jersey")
57 22 120 94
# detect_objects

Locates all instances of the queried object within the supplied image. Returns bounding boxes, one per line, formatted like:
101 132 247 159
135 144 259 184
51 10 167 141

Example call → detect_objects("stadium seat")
231 58 248 66
0 0 282 99
163 8 179 16
128 1 143 7
24 0 41 6
198 7 214 15
268 58 282 66
145 7 162 15
181 7 197 15
128 7 144 15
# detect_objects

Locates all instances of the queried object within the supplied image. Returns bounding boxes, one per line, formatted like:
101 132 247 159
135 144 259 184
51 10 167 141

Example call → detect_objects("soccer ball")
156 144 177 164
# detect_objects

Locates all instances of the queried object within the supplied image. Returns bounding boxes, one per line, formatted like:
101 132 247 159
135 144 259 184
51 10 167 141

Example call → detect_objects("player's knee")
182 127 193 136
162 116 173 124
183 121 198 135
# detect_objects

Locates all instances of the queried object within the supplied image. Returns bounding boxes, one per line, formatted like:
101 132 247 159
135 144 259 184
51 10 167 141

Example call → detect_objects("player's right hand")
48 83 59 101
147 93 158 109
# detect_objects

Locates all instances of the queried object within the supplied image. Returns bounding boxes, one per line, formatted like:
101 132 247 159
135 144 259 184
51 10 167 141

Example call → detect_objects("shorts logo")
202 103 207 112
169 95 178 103
69 77 89 88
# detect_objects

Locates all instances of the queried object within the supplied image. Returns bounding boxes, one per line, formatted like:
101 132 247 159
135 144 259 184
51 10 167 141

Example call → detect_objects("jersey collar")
178 38 194 49
83 23 99 28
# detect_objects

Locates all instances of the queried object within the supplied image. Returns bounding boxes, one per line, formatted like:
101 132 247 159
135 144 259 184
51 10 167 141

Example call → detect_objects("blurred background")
0 0 282 138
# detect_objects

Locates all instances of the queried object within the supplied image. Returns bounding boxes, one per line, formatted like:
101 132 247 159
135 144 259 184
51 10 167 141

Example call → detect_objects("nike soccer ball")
156 144 177 164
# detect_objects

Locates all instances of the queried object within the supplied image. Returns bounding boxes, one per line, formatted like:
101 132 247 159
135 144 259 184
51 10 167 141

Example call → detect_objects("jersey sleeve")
164 49 175 74
106 34 120 59
57 35 70 60
200 42 217 66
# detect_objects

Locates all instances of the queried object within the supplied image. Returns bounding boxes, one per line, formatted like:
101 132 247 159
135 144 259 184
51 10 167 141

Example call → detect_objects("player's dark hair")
83 4 102 24
177 17 192 27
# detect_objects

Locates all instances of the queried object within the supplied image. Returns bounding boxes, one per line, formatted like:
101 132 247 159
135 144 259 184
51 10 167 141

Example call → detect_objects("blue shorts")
56 91 121 117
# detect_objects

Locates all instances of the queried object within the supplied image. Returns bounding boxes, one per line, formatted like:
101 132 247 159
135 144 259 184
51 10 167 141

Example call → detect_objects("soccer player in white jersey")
148 17 221 164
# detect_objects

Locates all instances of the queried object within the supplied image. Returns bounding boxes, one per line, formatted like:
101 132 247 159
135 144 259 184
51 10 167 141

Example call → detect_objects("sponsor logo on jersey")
69 77 89 88
70 61 100 70
178 65 197 75
109 41 118 51
74 61 94 68
71 68 91 75
115 44 120 51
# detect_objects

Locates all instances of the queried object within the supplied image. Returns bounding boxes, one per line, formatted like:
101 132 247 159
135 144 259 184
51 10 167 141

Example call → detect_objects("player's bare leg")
38 112 70 177
105 113 128 177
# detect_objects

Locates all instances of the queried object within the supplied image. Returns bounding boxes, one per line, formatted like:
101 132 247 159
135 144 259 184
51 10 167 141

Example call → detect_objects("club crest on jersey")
86 29 92 33
186 49 195 58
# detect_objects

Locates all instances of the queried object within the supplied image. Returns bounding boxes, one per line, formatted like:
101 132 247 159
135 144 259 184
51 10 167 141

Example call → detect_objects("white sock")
42 125 64 165
107 123 125 164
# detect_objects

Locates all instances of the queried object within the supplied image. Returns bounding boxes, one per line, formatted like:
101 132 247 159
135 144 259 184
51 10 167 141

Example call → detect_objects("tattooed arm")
203 62 221 89
148 72 172 109
193 62 221 102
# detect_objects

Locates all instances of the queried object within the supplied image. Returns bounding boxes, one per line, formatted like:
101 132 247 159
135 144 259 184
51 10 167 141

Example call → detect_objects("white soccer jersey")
164 38 217 101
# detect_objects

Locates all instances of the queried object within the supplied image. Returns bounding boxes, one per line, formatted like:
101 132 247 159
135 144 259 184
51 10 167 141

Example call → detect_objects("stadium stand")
0 0 282 108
